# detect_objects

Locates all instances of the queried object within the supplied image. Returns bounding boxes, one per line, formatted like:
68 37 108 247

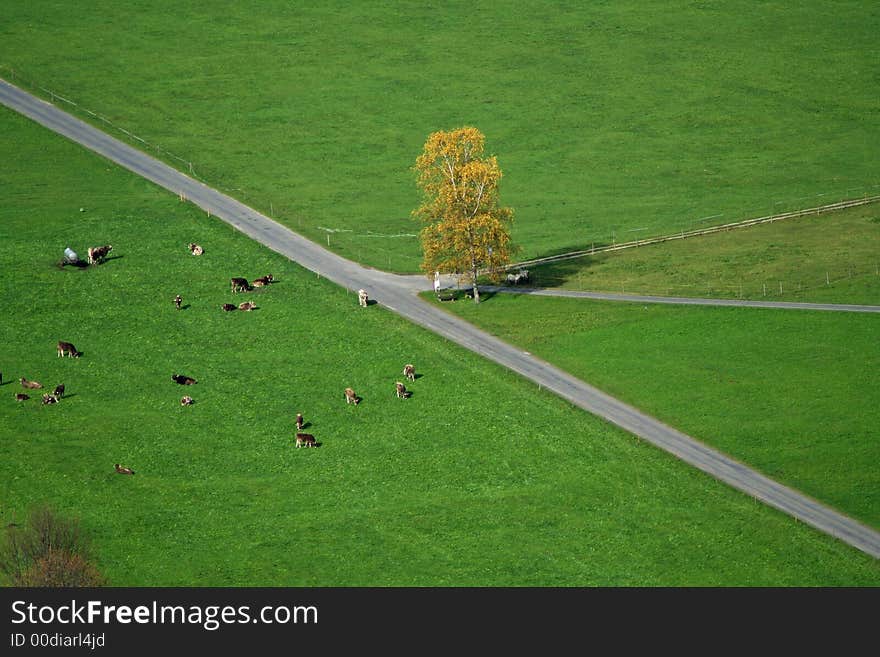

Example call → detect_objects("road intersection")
3 78 877 559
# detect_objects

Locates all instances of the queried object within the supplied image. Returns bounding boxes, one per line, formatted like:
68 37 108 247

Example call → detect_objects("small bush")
0 505 105 587
18 548 105 587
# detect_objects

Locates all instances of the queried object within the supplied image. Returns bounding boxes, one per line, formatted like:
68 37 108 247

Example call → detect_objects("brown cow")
222 303 237 312
15 393 29 402
57 341 81 358
344 387 360 405
188 243 204 256
295 433 317 448
115 464 135 475
231 277 250 293
87 245 112 265
20 378 43 390
174 294 183 310
172 374 197 385
296 413 304 431
238 301 257 311
395 382 411 399
180 396 194 406
403 364 416 382
252 275 274 287
52 384 65 399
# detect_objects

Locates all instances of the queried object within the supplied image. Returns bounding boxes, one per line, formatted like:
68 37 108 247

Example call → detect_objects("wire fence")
510 193 880 271
4 65 878 280
1 66 201 179
527 262 880 301
1 67 425 272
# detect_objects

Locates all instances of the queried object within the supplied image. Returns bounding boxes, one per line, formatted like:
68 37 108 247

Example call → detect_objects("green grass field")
2 108 879 585
1 1 877 271
522 203 880 305
427 292 880 529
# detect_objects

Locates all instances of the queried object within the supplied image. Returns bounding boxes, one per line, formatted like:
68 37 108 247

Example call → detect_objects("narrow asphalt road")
3 78 878 560
474 286 880 313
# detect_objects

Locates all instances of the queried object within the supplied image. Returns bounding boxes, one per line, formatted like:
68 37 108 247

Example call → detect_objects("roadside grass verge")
2 108 879 585
1 1 877 271
426 291 880 529
517 204 880 305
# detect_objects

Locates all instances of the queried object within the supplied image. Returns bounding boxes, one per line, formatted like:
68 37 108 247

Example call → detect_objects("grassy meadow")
427 292 880 528
1 1 878 271
520 203 880 305
2 108 879 586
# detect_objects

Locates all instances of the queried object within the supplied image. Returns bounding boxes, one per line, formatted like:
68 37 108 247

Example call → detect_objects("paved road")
3 78 878 559
472 286 880 313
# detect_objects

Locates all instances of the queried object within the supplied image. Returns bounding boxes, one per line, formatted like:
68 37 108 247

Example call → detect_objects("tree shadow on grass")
509 256 603 289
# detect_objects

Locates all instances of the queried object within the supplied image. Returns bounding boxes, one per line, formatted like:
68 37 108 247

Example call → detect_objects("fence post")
779 281 783 295
826 272 830 286
763 283 767 297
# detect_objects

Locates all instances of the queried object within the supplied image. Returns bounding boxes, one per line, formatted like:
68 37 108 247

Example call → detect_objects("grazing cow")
231 277 250 293
41 393 59 405
222 303 237 312
252 275 274 287
295 433 316 448
15 393 29 402
180 396 194 406
403 364 416 382
52 384 65 399
188 243 204 256
87 245 113 265
238 301 257 311
20 378 43 390
358 289 369 307
395 382 411 399
344 387 360 405
296 413 304 431
172 374 197 385
114 464 135 475
57 341 81 358
174 294 183 310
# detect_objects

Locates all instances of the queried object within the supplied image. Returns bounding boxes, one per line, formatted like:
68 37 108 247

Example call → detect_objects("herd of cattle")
9 340 77 406
13 240 109 408
15 240 423 471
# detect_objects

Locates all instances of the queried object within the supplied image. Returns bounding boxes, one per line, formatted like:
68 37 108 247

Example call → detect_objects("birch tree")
413 127 515 303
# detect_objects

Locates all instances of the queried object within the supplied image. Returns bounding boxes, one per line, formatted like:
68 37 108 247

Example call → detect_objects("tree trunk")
471 267 480 303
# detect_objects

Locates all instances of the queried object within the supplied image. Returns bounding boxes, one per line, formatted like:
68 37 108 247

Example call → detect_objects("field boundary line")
509 195 880 271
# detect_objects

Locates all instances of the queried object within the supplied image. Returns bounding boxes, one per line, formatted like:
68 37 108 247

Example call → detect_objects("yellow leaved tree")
413 127 516 303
